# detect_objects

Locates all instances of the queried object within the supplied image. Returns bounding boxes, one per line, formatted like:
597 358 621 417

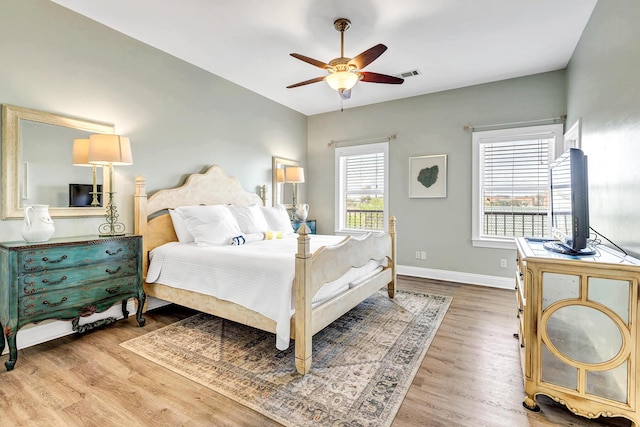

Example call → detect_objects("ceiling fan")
287 18 404 100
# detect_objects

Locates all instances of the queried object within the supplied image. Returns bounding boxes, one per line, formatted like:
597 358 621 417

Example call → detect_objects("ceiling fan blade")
286 76 326 89
339 88 351 100
349 44 387 70
359 72 404 84
290 53 329 69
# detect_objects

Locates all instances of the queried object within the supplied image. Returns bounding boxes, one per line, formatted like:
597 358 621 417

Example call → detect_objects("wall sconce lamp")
88 134 132 236
72 138 101 207
285 166 304 221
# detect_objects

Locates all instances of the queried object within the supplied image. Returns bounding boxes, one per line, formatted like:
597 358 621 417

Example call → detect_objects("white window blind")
481 139 550 238
335 142 388 233
343 152 384 196
472 124 561 249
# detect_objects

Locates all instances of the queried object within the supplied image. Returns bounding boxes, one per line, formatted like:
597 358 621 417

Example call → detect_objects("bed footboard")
293 217 397 374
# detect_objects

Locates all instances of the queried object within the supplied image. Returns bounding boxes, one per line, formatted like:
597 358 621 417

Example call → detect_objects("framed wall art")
409 154 447 198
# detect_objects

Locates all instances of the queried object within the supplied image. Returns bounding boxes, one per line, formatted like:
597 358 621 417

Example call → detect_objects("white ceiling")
51 0 597 116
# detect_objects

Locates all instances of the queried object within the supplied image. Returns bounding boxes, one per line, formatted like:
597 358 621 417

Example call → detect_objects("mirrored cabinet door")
516 237 640 426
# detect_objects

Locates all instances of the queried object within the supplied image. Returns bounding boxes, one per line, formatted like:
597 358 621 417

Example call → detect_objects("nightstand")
0 235 146 371
292 219 316 234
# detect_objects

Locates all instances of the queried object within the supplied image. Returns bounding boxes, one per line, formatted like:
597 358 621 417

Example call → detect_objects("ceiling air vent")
396 69 421 79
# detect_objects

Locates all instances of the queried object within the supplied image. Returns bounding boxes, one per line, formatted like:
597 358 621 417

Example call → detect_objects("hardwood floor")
0 276 632 426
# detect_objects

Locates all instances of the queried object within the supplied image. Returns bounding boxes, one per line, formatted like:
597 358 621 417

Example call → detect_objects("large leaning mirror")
1 104 114 219
272 156 300 207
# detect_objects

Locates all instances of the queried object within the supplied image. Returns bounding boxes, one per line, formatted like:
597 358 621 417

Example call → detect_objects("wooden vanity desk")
515 237 640 426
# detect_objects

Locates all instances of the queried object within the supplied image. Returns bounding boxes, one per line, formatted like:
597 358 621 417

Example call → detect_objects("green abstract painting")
417 165 439 188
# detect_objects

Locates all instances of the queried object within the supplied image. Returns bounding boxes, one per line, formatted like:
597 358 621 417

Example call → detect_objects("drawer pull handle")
42 276 67 285
105 285 122 294
519 308 524 313
106 248 123 256
106 266 122 275
43 297 68 307
42 255 68 263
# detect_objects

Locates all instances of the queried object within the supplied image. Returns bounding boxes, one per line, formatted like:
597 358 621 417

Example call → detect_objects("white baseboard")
0 297 173 356
397 265 514 290
1 300 138 355
146 296 171 311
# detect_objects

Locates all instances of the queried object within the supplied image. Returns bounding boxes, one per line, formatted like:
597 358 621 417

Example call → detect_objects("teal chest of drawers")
0 235 146 371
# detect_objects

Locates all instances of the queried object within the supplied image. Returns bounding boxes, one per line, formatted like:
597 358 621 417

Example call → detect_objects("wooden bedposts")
388 215 397 298
294 224 313 375
134 175 148 274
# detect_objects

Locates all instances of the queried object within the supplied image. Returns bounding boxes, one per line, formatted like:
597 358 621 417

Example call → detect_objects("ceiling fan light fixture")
326 71 359 91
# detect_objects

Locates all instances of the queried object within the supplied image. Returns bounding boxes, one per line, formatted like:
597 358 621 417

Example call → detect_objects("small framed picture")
409 154 447 198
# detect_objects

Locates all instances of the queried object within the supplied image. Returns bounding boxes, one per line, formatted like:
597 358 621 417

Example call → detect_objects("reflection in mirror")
546 304 622 364
588 277 630 325
587 361 628 403
2 105 114 218
541 342 577 389
272 156 300 207
542 272 579 310
21 121 104 207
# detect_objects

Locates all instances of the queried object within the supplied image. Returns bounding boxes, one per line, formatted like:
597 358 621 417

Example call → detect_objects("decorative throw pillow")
228 204 270 234
176 205 242 246
260 204 295 235
264 230 284 240
168 209 194 243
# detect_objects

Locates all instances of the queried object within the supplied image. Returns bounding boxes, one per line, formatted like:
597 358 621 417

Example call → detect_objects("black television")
543 148 594 255
69 183 102 207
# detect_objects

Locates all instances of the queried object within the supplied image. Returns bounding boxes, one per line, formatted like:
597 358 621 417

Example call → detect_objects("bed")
133 165 396 374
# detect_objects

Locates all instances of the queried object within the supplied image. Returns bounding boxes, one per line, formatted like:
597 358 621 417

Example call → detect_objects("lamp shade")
88 134 133 165
326 71 359 91
285 166 305 183
276 168 285 183
72 138 92 166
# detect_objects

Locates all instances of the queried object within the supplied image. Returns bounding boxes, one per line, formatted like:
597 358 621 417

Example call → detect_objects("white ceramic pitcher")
295 204 309 221
21 204 55 242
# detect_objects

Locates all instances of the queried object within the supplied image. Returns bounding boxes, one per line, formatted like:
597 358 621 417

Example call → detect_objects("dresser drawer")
19 259 139 297
18 239 139 273
18 276 139 323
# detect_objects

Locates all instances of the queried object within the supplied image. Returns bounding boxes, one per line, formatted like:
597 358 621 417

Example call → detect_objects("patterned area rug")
120 290 451 427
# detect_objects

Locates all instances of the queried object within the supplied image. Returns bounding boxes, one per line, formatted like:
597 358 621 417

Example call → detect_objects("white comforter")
146 235 382 350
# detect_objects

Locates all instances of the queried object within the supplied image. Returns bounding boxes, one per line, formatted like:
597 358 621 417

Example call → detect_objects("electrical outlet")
420 251 427 260
415 251 420 259
500 259 507 268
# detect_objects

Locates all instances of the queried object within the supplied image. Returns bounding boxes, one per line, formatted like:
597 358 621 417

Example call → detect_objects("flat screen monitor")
69 183 102 207
543 148 594 255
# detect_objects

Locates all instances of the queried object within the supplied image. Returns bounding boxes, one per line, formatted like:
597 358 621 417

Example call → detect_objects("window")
472 124 562 249
335 142 389 233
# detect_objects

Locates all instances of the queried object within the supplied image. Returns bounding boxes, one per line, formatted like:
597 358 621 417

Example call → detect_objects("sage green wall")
0 0 307 242
566 0 640 258
307 71 566 279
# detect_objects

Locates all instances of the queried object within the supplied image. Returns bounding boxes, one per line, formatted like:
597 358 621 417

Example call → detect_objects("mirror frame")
271 156 300 208
1 104 114 219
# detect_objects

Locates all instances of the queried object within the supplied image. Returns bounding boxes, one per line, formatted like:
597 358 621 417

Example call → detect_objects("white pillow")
176 205 242 246
168 209 194 243
228 204 269 234
260 204 295 235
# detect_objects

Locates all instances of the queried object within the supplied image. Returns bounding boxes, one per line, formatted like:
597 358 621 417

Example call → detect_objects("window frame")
472 124 562 249
334 142 389 235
